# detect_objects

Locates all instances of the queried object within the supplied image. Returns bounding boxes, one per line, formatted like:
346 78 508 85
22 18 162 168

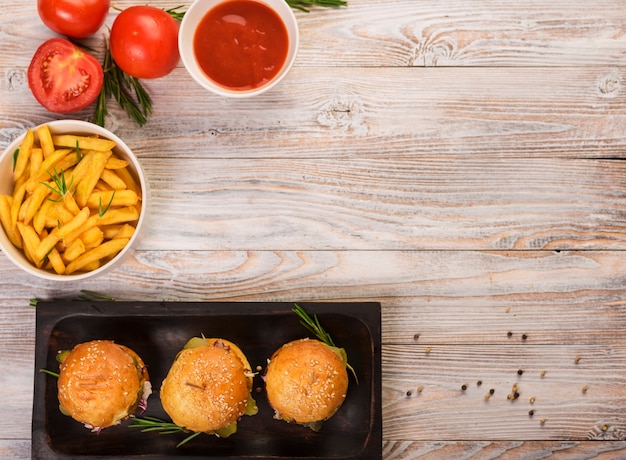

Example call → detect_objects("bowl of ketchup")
179 0 299 97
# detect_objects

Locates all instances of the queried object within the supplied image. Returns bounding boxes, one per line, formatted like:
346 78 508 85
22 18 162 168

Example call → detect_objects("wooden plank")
295 0 626 68
2 1 626 68
2 250 625 346
382 440 626 459
383 344 626 440
3 67 626 160
136 156 626 251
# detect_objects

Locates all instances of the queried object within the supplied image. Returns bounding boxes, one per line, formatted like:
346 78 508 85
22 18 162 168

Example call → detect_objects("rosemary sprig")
93 36 152 127
41 168 73 202
165 5 186 21
292 304 357 382
29 290 115 306
76 290 116 301
98 190 116 217
40 369 60 378
129 417 202 447
286 0 347 12
13 148 19 170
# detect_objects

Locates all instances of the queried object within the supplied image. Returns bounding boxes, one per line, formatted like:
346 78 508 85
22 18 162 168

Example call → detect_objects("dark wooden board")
32 301 381 459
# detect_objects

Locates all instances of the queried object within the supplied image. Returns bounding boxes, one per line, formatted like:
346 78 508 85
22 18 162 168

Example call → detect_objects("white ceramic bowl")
179 0 299 98
0 120 147 281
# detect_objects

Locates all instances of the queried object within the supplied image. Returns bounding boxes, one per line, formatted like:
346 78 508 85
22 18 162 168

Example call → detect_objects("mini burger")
160 337 257 438
264 338 349 430
57 340 151 432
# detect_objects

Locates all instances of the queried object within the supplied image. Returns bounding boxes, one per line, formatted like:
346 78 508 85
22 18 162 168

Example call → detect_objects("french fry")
105 157 129 169
100 169 127 190
51 134 116 152
22 182 51 225
114 165 140 196
57 206 90 238
112 223 135 239
26 148 72 192
10 178 27 227
34 207 89 261
62 238 86 262
79 226 104 249
74 150 112 207
36 124 55 159
95 180 114 191
46 248 65 275
29 148 43 179
0 195 22 248
65 237 129 274
86 190 138 210
13 129 34 182
63 192 80 215
95 206 139 226
16 222 42 267
33 198 54 234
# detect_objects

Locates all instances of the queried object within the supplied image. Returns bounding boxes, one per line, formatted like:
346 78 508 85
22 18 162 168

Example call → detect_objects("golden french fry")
22 182 51 225
26 148 72 192
36 124 55 159
52 134 116 152
35 232 61 263
63 192 80 215
57 206 90 238
29 148 43 179
74 151 112 207
105 157 129 169
65 237 129 274
33 198 54 234
86 190 138 210
95 206 139 226
14 129 34 182
113 165 140 196
0 195 22 248
46 248 65 274
62 238 86 262
35 206 89 261
46 202 75 228
95 180 114 192
16 222 42 267
11 179 27 229
100 169 127 190
112 223 135 239
79 226 104 249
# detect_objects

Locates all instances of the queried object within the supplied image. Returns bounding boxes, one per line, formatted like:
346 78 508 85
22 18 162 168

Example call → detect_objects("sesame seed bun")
160 338 252 434
57 340 150 430
265 338 349 425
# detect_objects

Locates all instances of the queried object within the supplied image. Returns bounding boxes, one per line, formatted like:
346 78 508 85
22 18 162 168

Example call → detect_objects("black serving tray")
32 301 382 459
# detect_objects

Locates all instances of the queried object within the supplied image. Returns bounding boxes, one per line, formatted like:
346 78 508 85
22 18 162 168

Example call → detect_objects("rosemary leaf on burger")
293 303 358 383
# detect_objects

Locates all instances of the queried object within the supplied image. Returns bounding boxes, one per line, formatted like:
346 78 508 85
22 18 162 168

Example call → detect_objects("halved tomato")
27 38 104 114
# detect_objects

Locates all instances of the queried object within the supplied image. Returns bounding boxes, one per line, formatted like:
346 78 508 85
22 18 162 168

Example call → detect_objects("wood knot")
587 423 624 440
598 71 621 97
5 68 27 91
317 95 365 132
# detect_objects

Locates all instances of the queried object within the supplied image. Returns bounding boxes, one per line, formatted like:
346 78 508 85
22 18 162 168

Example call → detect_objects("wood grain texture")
1 0 626 457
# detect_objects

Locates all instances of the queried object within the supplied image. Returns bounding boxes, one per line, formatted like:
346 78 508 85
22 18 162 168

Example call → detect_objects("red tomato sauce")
193 0 289 91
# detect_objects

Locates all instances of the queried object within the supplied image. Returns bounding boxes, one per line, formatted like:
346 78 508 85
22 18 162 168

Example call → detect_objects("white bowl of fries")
0 120 147 281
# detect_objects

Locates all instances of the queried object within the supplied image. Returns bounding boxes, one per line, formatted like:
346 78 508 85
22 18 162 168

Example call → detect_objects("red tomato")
28 38 104 114
37 0 111 39
110 6 180 79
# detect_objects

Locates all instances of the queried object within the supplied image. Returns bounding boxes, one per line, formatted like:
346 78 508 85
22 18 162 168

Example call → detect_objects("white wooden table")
1 0 625 458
